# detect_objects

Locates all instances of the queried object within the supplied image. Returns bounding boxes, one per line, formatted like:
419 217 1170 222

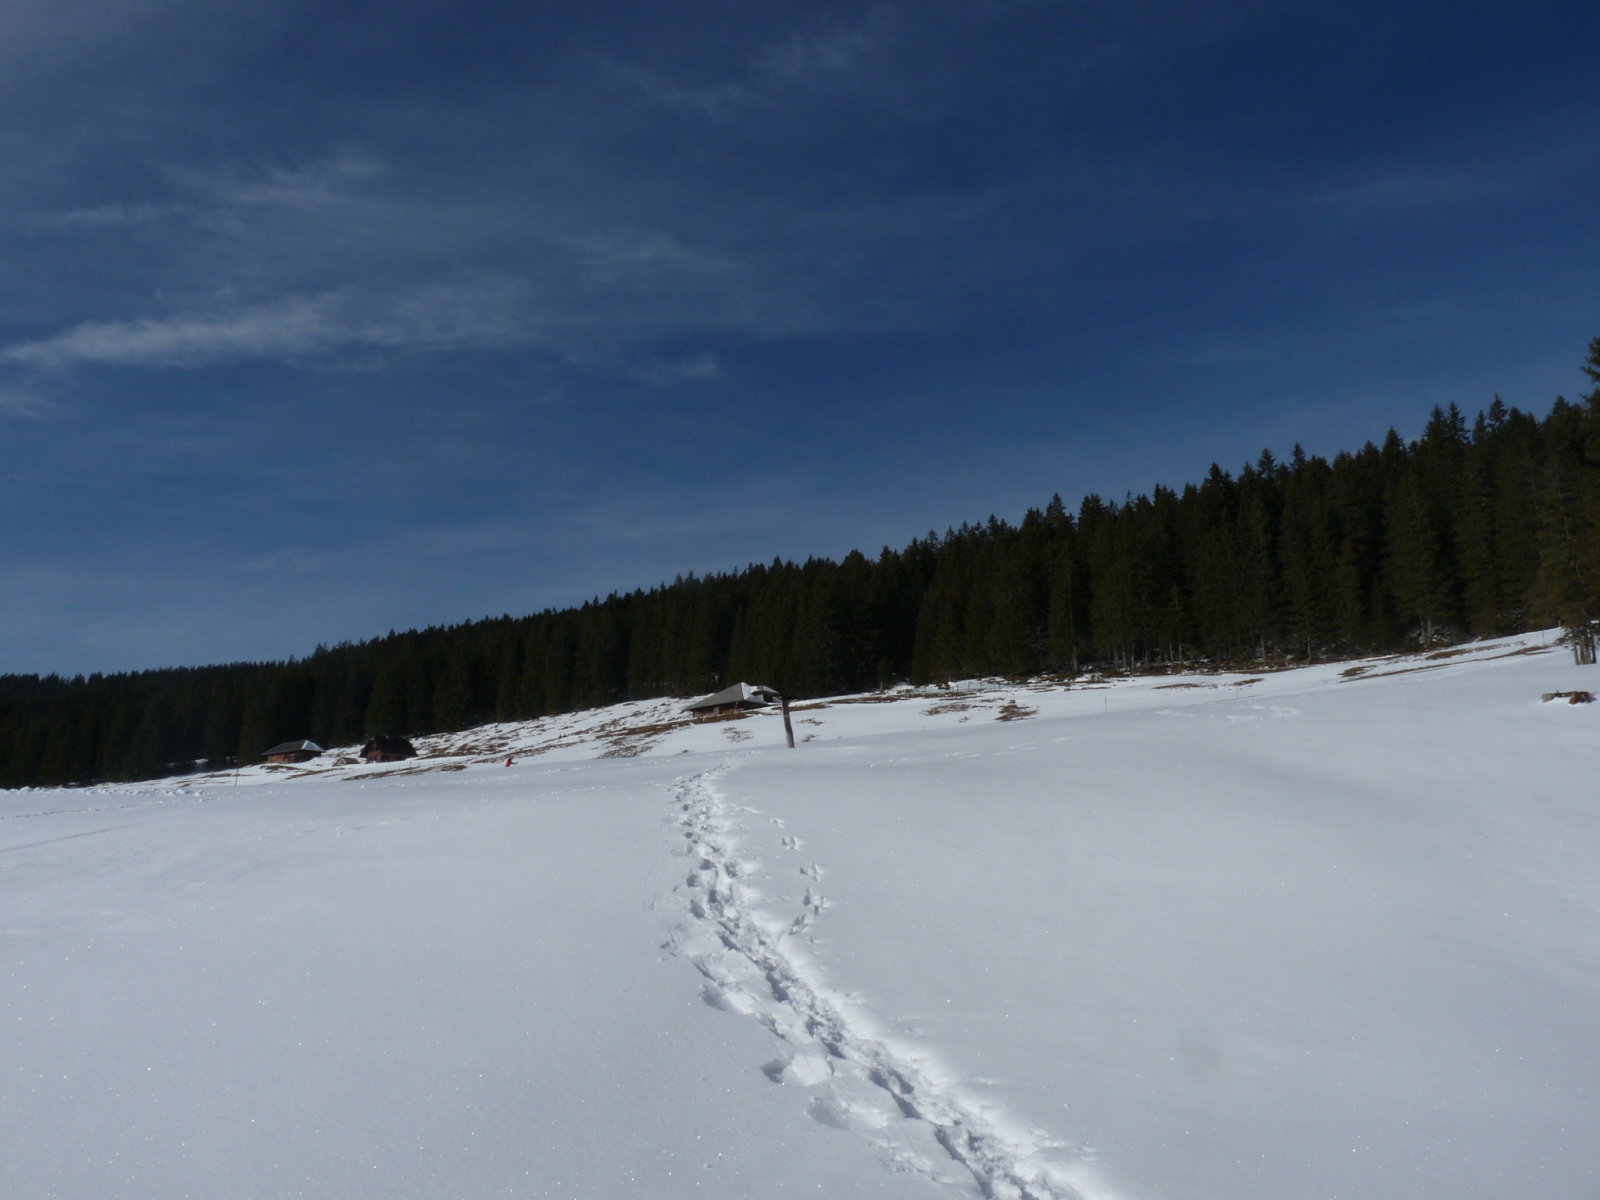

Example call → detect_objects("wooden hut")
360 735 418 763
263 740 323 764
685 683 781 720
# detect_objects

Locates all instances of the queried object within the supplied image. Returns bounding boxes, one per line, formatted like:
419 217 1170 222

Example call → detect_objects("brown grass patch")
1495 644 1555 659
924 700 980 716
591 715 693 760
1348 663 1450 681
348 762 467 779
824 692 915 706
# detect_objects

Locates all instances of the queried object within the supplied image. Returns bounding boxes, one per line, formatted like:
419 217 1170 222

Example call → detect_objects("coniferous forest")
4 339 1599 789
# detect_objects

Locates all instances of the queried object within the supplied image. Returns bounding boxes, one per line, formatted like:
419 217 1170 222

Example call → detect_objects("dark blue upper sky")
3 0 1598 677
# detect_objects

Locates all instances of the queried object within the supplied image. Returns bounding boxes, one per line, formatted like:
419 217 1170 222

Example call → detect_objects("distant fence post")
781 694 796 749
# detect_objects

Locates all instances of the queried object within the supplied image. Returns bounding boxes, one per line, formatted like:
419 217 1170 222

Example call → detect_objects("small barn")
360 735 418 763
263 740 324 764
686 682 781 720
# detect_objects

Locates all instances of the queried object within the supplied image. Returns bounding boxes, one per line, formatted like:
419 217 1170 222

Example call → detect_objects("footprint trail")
667 764 1098 1200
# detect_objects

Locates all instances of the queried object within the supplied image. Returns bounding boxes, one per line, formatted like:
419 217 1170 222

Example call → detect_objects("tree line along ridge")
3 338 1599 788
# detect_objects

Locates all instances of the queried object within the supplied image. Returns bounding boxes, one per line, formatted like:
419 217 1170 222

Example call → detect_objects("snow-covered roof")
262 740 324 756
685 682 780 711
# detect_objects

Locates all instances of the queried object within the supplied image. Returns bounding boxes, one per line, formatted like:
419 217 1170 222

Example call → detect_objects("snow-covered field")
4 634 1598 1199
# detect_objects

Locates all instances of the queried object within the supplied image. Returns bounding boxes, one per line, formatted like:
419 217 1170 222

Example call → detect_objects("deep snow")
4 634 1598 1199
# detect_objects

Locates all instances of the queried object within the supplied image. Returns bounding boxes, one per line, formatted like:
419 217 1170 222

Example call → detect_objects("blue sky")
3 0 1598 677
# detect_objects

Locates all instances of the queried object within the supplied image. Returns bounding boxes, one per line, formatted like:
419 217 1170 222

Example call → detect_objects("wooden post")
781 694 796 749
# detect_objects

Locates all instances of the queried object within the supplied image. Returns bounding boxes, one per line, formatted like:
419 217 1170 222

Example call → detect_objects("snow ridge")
669 765 1094 1200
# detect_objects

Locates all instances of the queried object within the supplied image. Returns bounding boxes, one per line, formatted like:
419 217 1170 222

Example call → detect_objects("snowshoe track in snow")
668 765 1095 1200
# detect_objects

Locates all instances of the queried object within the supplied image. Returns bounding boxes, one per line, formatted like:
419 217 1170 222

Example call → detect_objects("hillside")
3 633 1598 1198
6 376 1600 792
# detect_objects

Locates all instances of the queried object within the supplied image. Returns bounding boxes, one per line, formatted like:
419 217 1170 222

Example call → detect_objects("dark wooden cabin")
263 740 323 764
360 735 419 763
685 683 781 720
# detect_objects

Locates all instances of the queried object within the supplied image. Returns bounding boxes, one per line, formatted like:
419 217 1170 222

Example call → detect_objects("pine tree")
1533 398 1600 661
1386 470 1453 647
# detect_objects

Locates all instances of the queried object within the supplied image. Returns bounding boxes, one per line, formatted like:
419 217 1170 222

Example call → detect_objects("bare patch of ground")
348 762 468 780
595 715 692 759
825 692 925 706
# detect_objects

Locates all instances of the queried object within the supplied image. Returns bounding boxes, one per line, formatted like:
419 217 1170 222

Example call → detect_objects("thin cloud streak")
0 386 57 419
629 352 723 386
235 546 341 576
44 153 388 233
757 16 884 85
0 280 532 370
608 5 891 122
46 201 191 231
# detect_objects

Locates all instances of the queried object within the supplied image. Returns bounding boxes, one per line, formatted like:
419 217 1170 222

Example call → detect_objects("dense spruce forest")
5 340 1599 788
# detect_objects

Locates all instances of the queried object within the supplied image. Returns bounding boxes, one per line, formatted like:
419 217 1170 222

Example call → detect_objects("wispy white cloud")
25 107 929 375
0 0 200 78
1309 164 1523 218
612 6 892 121
629 351 723 386
236 546 340 575
1292 127 1598 224
3 295 345 369
206 153 386 210
0 385 57 419
755 13 885 86
605 59 751 122
47 201 191 231
572 228 717 282
46 151 386 233
0 279 531 370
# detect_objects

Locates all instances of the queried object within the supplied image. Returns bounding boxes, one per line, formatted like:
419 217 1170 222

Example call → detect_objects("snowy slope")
3 634 1598 1199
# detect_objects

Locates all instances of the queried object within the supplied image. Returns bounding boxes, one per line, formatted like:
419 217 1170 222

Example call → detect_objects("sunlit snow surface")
5 634 1598 1199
